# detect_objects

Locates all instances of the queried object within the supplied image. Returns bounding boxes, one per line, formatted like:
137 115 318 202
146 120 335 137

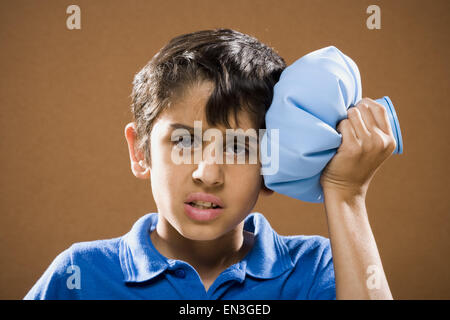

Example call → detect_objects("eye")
173 135 199 149
225 142 249 156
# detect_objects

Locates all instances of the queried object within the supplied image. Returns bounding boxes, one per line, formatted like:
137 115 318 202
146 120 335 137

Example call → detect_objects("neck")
150 216 253 275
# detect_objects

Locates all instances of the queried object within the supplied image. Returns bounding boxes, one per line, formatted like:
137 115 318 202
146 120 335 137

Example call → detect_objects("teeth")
190 201 219 209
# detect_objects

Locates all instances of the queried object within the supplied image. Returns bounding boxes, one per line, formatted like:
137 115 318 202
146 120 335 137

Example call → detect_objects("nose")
192 147 224 187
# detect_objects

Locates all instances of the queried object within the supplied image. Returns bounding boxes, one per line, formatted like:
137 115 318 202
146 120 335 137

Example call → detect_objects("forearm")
323 189 393 300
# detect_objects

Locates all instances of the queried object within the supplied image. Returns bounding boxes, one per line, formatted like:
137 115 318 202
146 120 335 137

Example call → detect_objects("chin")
177 223 225 241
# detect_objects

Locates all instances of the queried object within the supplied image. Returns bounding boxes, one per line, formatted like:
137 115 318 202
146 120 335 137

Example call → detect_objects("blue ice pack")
260 46 403 203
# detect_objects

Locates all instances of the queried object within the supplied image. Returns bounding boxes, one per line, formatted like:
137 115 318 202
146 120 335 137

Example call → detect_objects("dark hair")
130 28 286 165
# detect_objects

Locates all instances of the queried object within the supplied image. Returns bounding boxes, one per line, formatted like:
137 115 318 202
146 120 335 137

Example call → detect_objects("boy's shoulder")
249 212 331 262
280 235 332 264
277 233 335 299
43 236 123 272
281 233 331 253
69 236 123 262
246 213 335 299
24 236 125 299
247 212 333 282
53 236 127 282
278 233 332 267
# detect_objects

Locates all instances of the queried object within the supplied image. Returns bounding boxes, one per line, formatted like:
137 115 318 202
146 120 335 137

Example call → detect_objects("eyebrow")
169 123 258 146
170 123 195 133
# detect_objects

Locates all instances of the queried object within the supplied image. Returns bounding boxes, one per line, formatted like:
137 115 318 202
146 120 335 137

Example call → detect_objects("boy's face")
126 81 272 241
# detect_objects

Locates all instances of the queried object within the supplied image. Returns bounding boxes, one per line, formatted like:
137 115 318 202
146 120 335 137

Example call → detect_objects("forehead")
155 81 256 133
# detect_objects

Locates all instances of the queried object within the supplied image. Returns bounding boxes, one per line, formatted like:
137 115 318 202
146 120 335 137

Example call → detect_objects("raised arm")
320 98 396 300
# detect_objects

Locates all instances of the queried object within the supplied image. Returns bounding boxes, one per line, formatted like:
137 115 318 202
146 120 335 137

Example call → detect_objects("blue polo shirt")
24 212 336 300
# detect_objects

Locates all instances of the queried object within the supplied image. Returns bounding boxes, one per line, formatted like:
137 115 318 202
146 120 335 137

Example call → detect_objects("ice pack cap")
261 46 404 203
376 96 403 154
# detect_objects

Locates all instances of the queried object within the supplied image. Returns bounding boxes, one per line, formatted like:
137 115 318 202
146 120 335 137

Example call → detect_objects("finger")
355 102 378 133
347 107 370 140
368 101 394 135
337 118 360 146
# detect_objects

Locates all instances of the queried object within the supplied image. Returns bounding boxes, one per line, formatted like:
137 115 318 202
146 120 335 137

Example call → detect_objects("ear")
124 122 150 180
259 178 274 197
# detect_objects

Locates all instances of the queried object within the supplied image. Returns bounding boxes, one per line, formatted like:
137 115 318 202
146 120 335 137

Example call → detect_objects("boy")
25 28 394 299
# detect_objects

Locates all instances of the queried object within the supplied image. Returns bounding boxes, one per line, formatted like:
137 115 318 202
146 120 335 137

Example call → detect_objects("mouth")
183 192 225 221
183 201 224 222
186 201 222 209
184 192 224 208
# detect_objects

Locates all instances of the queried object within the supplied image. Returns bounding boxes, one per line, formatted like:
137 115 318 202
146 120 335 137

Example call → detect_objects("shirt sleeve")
23 246 79 300
307 238 336 300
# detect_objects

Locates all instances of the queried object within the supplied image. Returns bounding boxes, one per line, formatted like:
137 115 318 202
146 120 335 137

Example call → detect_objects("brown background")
1 0 449 299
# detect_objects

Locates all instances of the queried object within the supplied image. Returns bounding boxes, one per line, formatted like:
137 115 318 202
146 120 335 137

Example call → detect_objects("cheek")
150 136 179 176
149 142 186 202
229 165 262 207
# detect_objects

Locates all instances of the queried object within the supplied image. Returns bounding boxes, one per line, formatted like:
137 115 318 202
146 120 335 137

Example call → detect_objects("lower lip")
184 203 224 221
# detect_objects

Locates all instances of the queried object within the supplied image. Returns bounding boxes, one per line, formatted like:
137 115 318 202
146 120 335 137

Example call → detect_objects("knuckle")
373 102 386 113
356 103 369 114
361 97 374 104
374 131 396 152
387 136 397 153
359 98 370 107
356 101 368 109
373 131 386 147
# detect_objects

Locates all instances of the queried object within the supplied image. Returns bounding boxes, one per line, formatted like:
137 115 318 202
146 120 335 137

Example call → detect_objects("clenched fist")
320 98 397 197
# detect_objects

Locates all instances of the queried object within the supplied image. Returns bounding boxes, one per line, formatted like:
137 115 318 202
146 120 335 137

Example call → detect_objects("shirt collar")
119 212 294 283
